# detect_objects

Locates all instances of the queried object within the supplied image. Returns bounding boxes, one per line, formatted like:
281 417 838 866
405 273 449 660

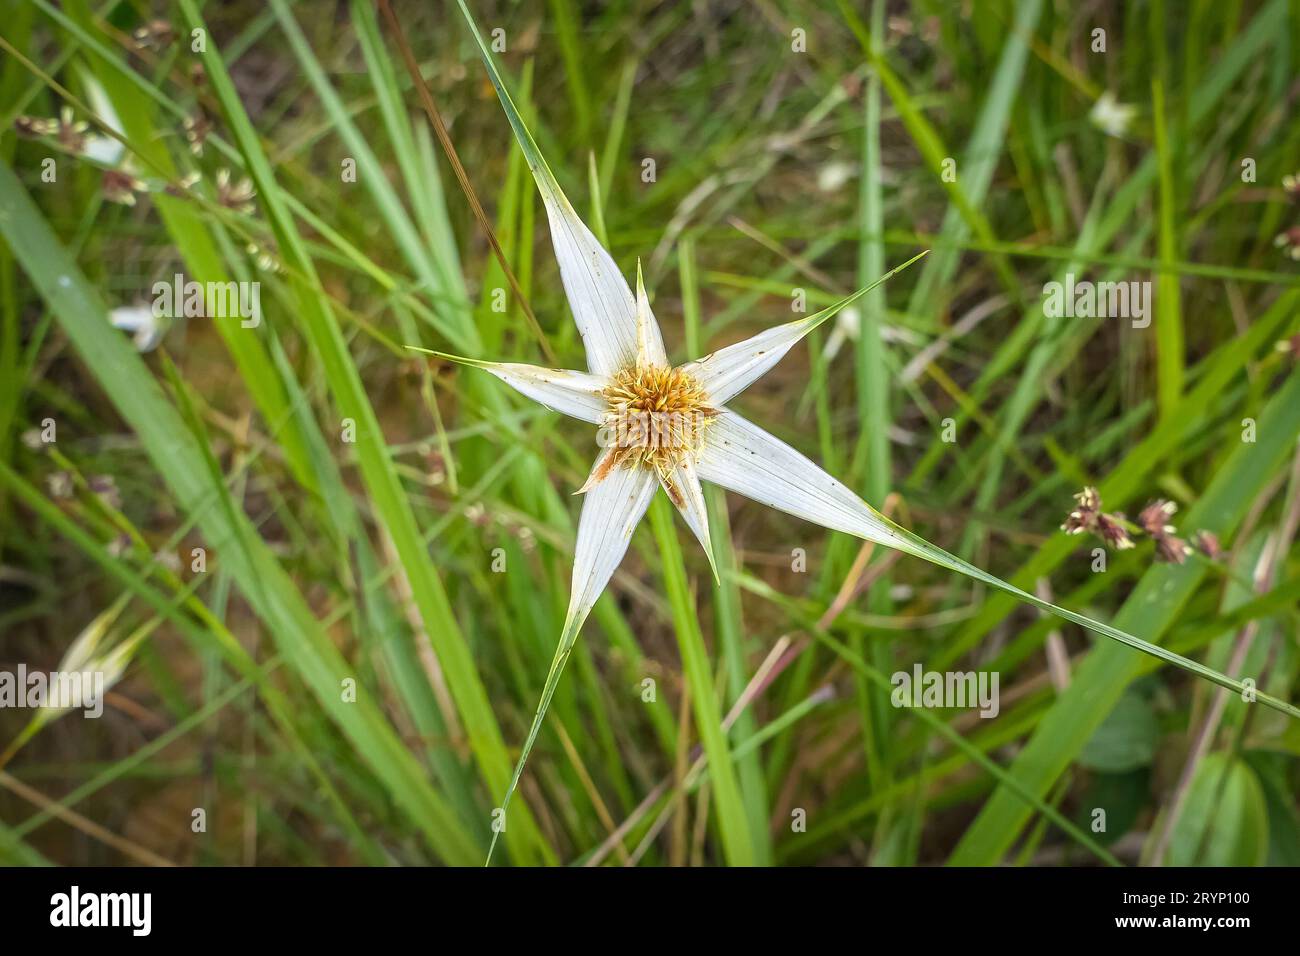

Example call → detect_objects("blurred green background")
1 0 1298 866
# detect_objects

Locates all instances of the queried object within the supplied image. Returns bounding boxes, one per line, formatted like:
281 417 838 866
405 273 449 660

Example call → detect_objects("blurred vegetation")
0 0 1298 866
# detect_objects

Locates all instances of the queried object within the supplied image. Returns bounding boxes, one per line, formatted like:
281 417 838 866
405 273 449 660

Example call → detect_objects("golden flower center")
600 365 715 468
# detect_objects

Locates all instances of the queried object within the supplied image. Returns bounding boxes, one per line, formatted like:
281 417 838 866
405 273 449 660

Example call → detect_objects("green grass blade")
649 496 755 866
1151 75 1186 420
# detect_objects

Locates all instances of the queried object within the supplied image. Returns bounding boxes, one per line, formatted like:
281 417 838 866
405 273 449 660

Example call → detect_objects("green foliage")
1 0 1297 866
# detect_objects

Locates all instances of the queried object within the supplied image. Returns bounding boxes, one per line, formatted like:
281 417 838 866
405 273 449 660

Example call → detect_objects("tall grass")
1 0 1297 867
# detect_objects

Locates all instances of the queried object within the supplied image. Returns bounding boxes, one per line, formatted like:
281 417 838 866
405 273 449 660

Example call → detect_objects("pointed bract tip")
634 259 655 367
705 550 722 587
405 346 486 370
804 248 932 331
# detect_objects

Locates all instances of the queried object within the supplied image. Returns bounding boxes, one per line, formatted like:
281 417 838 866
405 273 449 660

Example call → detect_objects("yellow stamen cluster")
593 365 717 500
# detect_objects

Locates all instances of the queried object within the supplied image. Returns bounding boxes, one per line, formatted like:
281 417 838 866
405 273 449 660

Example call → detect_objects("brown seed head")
1062 486 1102 535
1096 513 1135 550
1138 499 1178 537
600 365 717 480
1154 533 1191 564
1192 530 1223 559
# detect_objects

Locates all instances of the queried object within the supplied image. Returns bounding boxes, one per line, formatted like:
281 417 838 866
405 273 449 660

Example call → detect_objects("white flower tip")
634 259 654 366
635 259 648 314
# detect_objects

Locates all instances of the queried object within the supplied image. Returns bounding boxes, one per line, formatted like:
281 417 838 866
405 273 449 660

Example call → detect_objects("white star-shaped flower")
424 251 924 618
419 207 923 861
